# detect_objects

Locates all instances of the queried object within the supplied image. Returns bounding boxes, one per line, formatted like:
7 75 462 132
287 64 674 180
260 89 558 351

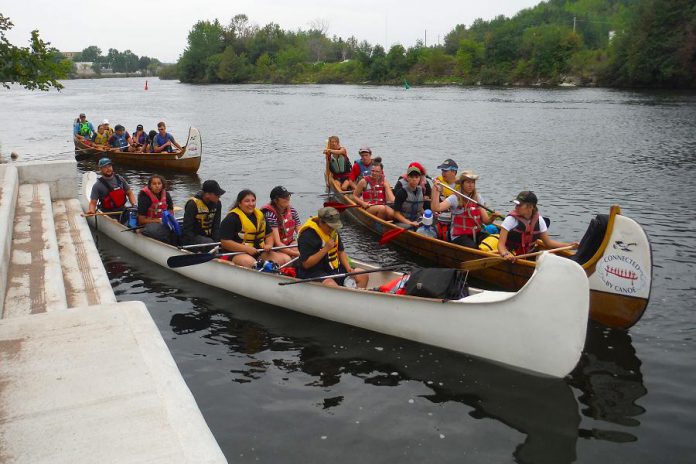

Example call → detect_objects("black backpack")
404 268 469 300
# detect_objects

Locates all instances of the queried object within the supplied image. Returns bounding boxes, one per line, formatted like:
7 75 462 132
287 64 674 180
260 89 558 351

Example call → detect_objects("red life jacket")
362 176 386 205
450 201 482 239
141 187 168 219
261 203 296 245
98 175 127 210
506 211 542 254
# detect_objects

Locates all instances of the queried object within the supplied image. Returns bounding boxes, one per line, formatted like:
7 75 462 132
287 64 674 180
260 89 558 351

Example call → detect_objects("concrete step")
0 302 227 464
3 183 67 318
0 164 20 317
53 199 116 308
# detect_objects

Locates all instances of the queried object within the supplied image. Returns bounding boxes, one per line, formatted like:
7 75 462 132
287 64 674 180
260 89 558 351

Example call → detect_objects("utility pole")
425 29 427 47
573 16 576 33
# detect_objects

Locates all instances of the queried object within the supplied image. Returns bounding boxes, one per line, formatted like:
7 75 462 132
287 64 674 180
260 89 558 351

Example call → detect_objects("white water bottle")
422 209 433 226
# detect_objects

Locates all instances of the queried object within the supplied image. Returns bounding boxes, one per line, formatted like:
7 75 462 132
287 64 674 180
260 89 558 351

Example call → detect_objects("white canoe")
81 172 589 378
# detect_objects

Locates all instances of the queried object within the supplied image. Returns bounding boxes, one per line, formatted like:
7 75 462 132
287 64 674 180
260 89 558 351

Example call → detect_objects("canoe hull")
326 178 651 330
73 127 202 174
81 172 588 377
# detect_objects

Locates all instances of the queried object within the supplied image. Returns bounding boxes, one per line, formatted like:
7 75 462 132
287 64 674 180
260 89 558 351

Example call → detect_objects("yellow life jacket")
436 175 458 198
478 233 500 252
190 196 217 237
229 207 266 247
94 131 109 145
299 217 340 270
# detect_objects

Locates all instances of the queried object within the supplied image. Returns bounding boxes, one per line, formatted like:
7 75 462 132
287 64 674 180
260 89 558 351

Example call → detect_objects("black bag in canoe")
404 268 468 300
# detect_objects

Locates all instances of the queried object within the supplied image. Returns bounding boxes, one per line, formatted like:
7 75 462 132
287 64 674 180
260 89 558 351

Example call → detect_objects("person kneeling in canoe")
220 189 291 268
392 165 425 229
261 186 301 259
297 207 368 288
87 158 137 223
430 170 501 249
351 157 395 220
498 191 577 262
182 180 224 247
137 174 176 244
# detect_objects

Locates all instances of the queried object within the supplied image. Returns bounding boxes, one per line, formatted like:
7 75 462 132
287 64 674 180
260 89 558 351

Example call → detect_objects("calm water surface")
2 80 695 463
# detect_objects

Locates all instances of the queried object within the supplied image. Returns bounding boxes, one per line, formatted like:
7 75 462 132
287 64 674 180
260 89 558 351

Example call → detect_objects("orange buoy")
144 80 149 90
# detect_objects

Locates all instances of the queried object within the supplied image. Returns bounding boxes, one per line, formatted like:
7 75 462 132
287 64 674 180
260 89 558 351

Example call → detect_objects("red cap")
408 162 426 175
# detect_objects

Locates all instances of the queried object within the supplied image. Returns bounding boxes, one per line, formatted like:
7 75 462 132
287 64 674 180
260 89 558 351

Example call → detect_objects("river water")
2 79 695 463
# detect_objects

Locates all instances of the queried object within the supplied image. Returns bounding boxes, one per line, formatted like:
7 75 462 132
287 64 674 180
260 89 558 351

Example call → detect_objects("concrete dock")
0 161 226 463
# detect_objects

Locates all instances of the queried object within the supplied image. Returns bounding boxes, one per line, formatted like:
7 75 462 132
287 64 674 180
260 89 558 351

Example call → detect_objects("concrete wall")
0 165 19 317
15 160 78 200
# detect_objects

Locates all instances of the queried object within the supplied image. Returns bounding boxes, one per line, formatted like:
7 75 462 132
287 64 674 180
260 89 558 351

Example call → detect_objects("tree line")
71 46 161 75
171 0 695 88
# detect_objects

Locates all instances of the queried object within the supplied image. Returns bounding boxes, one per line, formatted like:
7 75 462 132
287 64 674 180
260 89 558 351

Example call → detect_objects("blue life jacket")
111 132 129 151
155 132 173 152
355 159 371 180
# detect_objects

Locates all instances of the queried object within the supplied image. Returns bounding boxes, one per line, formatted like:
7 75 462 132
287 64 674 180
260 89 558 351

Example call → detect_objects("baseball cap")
98 158 112 168
358 146 372 154
513 191 538 206
318 207 342 230
270 185 293 200
136 124 144 130
202 180 226 196
407 165 422 176
79 113 86 118
102 119 109 125
437 158 458 171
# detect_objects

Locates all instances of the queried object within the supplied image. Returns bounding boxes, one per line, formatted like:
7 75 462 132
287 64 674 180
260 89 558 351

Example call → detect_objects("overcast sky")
4 0 541 63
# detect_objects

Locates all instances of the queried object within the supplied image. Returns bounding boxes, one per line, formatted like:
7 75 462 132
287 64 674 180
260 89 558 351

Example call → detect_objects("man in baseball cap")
86 157 136 222
348 145 375 188
181 180 224 248
296 206 368 288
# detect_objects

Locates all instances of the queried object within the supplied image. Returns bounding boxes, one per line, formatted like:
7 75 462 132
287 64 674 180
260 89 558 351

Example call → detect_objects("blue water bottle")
128 208 137 228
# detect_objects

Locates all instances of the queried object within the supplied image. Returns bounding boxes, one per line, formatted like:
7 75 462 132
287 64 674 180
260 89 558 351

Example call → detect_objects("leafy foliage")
173 1 694 88
0 13 71 91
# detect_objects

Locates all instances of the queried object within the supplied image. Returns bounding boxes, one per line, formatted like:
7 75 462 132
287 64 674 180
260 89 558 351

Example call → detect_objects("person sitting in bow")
220 189 291 268
130 124 149 153
153 121 182 154
108 125 136 152
73 113 95 140
87 158 136 223
347 146 375 189
498 191 577 262
324 135 352 191
351 157 395 220
181 180 224 247
137 174 176 244
297 207 368 288
261 186 301 259
431 170 501 249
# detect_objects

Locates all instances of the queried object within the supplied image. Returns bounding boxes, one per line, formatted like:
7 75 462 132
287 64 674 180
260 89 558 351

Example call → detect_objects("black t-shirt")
220 210 270 246
182 194 222 242
297 227 345 277
137 190 174 216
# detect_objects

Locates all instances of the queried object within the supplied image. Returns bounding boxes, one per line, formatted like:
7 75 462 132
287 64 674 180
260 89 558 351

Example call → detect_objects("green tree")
79 45 102 62
217 46 252 82
0 13 71 90
179 20 226 82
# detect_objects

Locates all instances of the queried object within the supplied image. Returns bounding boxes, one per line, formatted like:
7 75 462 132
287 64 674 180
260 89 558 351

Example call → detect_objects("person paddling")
498 191 578 262
297 207 368 288
137 174 175 244
431 170 501 249
73 113 95 139
392 165 425 229
182 180 224 247
347 146 374 189
351 157 395 220
324 135 352 190
87 158 136 223
433 158 459 240
261 186 301 259
153 121 182 154
220 189 291 268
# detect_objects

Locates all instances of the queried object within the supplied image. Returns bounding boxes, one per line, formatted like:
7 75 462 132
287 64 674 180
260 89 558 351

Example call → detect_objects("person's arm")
498 227 516 261
351 179 370 208
127 189 137 207
171 135 182 150
430 185 452 213
539 232 579 250
384 180 395 203
88 199 98 215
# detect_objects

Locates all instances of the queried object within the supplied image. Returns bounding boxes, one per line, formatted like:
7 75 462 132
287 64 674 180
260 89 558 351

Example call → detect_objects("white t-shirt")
501 215 548 233
444 193 486 210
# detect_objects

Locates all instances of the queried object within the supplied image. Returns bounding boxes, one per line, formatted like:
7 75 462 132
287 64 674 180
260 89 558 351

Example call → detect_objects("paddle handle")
278 265 401 286
433 180 498 216
511 245 576 261
82 211 123 217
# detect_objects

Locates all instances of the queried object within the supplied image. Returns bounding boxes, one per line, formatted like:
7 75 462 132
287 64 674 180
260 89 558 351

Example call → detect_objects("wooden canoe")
326 174 652 330
81 171 589 378
73 127 202 174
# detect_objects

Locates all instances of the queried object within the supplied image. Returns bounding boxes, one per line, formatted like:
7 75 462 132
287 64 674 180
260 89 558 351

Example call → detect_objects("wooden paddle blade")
458 256 506 272
379 227 408 246
167 253 217 268
322 201 361 212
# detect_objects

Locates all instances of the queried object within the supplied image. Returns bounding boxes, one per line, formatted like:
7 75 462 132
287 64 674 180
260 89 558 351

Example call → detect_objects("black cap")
136 124 144 130
513 191 538 205
202 180 225 196
79 113 86 118
437 158 458 171
270 185 293 200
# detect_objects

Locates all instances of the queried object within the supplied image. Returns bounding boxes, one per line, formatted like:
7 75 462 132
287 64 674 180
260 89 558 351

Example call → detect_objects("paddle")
379 223 421 246
167 245 298 268
81 210 124 217
278 265 401 286
179 241 222 250
121 225 145 232
458 245 576 272
323 201 361 212
433 180 499 217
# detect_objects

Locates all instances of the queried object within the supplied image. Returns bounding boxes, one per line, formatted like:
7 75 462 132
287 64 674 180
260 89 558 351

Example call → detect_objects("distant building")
62 51 81 60
74 62 96 76
609 31 616 41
